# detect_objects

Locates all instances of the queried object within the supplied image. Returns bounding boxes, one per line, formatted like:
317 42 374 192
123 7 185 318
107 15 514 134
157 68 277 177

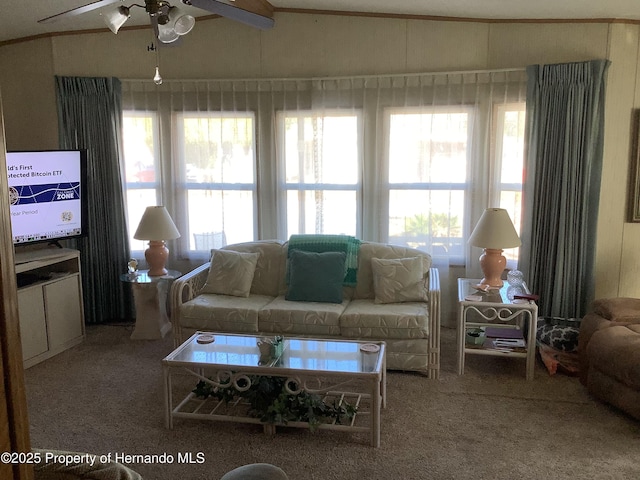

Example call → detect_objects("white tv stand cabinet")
15 247 85 368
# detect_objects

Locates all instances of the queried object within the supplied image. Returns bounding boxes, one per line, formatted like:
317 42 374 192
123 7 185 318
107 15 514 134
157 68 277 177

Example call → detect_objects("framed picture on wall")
629 109 640 222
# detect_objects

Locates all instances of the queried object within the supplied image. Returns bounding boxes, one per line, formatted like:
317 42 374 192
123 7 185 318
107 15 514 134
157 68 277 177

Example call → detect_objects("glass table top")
164 332 384 374
458 278 532 305
120 269 181 283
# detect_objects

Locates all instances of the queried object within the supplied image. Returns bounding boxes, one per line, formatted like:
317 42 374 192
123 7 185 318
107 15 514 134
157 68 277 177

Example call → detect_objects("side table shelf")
457 278 538 380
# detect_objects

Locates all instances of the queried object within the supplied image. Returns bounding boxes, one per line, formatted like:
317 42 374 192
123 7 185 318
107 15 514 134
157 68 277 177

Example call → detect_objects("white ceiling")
2 0 640 44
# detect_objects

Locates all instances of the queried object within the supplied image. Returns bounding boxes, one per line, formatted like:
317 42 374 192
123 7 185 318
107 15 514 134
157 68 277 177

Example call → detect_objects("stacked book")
483 327 526 351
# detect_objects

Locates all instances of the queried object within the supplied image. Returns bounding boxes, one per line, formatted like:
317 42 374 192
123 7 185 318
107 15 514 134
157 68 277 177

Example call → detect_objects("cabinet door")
44 275 84 351
17 286 48 361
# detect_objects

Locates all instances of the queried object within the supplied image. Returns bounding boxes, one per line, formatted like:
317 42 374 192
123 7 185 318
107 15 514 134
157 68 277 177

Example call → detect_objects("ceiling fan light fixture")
157 23 180 43
102 6 130 34
155 6 194 43
173 13 195 36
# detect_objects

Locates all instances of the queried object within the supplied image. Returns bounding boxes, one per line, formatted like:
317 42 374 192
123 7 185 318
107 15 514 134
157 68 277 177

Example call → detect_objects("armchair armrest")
169 262 211 346
427 267 441 379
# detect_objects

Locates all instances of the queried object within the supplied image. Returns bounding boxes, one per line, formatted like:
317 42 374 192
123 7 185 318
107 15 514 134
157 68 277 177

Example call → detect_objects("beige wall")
0 12 639 317
0 38 57 149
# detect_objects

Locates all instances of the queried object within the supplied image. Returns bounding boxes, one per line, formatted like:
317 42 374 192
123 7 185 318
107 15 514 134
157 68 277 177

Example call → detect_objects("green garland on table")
192 375 357 431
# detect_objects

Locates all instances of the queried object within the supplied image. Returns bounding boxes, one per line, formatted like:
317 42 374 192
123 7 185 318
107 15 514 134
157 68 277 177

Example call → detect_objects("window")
122 113 160 252
385 103 526 265
277 110 360 238
494 104 526 261
122 111 257 259
176 113 257 251
386 108 469 263
121 71 527 268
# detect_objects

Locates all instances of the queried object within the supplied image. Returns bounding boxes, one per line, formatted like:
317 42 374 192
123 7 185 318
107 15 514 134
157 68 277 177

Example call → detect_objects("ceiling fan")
39 0 274 84
38 0 275 44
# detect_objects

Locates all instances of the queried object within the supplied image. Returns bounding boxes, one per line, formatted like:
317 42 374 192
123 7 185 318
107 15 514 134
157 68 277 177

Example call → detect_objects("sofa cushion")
179 293 274 333
258 295 348 336
223 241 287 297
354 242 431 300
371 256 427 304
340 298 429 339
201 249 259 297
285 250 346 303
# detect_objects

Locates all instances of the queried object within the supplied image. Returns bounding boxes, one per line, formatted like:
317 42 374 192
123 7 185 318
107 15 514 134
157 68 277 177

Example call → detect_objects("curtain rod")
121 67 526 84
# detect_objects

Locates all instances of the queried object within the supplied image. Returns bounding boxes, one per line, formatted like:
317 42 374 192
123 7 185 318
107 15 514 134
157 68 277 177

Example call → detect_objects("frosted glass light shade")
174 13 195 35
102 6 130 34
158 23 180 43
156 7 195 43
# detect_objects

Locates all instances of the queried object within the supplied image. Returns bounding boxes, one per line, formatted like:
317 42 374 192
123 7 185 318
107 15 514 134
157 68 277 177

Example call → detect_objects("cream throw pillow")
201 249 260 297
371 256 427 304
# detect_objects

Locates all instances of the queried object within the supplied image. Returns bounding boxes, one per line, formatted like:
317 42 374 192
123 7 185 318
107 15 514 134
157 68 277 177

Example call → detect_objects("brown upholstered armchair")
578 297 640 420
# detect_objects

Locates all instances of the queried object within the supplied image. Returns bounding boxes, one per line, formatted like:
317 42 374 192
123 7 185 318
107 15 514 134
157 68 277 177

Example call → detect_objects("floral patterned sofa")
170 239 441 378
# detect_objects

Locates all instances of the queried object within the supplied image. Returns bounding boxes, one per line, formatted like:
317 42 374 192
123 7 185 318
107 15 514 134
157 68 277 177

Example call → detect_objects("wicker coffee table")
162 332 386 447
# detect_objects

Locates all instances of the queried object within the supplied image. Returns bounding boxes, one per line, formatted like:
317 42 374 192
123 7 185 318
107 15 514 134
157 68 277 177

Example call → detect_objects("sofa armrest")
170 262 211 346
427 267 441 379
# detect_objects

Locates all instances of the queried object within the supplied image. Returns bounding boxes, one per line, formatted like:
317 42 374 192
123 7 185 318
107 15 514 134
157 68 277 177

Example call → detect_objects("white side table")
457 278 538 380
121 269 181 340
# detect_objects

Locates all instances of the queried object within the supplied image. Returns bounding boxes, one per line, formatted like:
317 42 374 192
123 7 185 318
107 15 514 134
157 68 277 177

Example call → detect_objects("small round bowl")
465 328 485 346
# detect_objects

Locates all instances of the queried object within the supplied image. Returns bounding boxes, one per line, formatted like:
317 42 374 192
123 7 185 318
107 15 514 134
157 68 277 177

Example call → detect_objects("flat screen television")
6 150 88 246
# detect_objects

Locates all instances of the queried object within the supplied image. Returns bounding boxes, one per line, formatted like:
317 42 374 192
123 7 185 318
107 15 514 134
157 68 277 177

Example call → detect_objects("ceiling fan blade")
185 0 275 30
38 0 123 24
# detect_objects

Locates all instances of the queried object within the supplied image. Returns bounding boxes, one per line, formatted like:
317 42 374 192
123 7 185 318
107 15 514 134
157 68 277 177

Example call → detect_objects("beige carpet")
24 325 640 480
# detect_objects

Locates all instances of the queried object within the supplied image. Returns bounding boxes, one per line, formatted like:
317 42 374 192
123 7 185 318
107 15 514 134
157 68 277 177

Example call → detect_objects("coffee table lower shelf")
164 367 383 447
170 390 373 436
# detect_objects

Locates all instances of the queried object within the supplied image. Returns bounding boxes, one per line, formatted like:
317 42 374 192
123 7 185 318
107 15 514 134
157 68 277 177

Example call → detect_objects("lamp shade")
102 6 130 34
157 23 180 43
171 7 195 35
174 12 195 35
468 208 521 249
156 7 195 43
133 206 180 241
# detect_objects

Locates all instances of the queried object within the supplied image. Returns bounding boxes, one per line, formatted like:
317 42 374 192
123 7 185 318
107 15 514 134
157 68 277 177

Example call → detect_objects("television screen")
6 150 88 245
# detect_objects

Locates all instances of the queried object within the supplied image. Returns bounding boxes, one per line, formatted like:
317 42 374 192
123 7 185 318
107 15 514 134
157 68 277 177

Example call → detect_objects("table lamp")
468 208 521 287
133 206 181 276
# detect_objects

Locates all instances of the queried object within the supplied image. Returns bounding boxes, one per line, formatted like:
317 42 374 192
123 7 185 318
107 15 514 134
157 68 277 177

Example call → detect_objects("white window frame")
174 111 258 260
382 105 473 265
276 109 363 240
492 102 526 267
122 111 162 256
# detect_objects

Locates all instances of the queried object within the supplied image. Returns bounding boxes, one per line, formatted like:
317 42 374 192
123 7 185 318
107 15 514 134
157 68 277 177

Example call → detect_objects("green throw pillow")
285 250 346 303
